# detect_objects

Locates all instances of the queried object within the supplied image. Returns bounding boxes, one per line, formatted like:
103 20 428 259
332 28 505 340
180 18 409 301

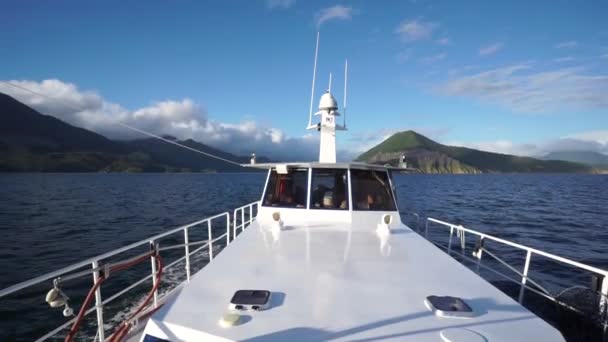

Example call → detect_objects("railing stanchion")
208 220 214 260
226 214 231 245
476 237 484 273
249 204 253 224
447 226 454 254
599 274 608 316
150 241 159 307
459 227 466 254
241 209 245 233
91 260 105 342
233 210 238 238
519 250 532 303
184 228 191 282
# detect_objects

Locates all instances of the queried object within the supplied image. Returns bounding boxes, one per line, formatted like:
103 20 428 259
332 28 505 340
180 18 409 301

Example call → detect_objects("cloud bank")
0 79 320 161
448 130 608 157
438 64 608 112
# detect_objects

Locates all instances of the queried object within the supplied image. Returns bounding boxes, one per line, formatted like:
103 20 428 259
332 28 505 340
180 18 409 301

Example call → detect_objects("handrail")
424 217 608 307
0 212 229 298
0 201 259 342
233 201 260 239
427 218 608 277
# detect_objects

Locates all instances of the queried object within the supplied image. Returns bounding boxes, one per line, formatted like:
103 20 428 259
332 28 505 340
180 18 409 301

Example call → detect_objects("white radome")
318 91 338 111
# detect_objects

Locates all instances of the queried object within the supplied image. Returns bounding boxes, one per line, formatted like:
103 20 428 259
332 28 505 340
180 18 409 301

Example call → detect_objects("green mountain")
357 130 592 174
542 151 608 168
0 93 265 172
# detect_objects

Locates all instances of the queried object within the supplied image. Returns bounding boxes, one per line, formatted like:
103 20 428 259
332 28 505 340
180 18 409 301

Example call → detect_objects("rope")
64 274 105 342
64 251 155 342
0 81 243 166
109 255 164 342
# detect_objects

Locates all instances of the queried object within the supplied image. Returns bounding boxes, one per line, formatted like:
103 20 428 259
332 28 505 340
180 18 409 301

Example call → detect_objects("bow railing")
424 217 608 309
0 200 260 342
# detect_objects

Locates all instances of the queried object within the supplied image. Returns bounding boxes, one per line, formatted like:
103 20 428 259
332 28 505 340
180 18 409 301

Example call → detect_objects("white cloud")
436 37 450 45
395 49 412 63
448 131 608 157
564 130 608 145
315 5 353 28
420 52 446 64
555 40 578 49
0 79 320 161
438 64 608 112
553 56 575 63
478 42 504 56
448 140 539 156
266 0 295 9
395 19 438 41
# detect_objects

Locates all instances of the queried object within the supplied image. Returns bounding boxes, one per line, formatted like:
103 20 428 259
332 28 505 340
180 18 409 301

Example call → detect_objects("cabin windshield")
262 168 308 208
261 166 397 211
351 169 397 211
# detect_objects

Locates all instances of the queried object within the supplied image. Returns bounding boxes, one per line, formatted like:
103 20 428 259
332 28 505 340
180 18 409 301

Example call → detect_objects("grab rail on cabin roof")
0 200 260 342
424 217 608 314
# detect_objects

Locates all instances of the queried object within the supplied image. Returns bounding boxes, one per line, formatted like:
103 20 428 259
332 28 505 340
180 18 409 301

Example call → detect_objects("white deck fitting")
142 215 564 342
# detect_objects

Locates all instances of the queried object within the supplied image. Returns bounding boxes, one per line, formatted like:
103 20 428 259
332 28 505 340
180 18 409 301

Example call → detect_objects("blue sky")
1 0 607 160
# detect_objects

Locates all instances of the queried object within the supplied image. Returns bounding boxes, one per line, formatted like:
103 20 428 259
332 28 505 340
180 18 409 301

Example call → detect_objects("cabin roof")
243 161 412 171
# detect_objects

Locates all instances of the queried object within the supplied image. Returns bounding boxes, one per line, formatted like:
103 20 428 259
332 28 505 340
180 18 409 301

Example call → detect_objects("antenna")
328 72 332 92
308 31 320 128
343 59 348 128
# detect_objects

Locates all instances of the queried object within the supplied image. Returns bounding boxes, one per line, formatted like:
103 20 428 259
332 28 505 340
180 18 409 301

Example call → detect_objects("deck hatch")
425 295 475 318
229 290 271 311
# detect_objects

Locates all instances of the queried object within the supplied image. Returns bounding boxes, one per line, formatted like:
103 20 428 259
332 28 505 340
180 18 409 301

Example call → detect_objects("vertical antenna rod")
343 59 348 127
328 72 332 92
308 32 320 127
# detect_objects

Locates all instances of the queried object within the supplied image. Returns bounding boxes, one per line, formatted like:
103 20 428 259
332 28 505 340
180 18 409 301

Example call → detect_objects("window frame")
309 168 350 211
261 167 310 209
349 168 398 212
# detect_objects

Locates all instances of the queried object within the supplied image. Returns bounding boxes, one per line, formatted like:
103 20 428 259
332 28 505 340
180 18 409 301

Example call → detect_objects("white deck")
141 212 564 342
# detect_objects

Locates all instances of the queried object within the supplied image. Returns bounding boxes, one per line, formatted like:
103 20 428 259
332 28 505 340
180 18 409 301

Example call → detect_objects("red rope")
109 254 164 342
64 251 157 342
64 275 106 342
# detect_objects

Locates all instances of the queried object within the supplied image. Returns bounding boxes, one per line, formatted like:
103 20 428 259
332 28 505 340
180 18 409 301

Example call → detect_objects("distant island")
0 93 268 172
357 130 603 174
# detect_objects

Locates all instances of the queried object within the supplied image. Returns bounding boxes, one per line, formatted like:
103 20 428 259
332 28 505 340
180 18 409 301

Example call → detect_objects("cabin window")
262 168 308 208
310 169 349 210
351 169 397 211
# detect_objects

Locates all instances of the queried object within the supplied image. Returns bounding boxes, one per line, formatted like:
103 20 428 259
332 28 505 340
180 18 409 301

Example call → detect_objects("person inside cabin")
312 184 330 208
356 192 375 210
310 169 349 210
322 191 334 208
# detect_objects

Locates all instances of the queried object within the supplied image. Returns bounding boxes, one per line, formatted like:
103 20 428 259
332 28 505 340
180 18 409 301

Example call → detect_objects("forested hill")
357 130 592 174
0 93 267 172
